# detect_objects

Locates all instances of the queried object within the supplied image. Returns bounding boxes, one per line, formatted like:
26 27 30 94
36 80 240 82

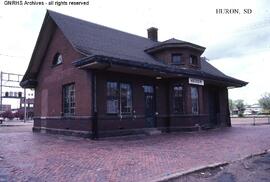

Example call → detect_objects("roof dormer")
145 38 205 54
145 38 205 69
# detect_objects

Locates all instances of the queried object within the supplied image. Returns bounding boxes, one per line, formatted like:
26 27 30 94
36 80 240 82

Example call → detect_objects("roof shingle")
21 10 247 87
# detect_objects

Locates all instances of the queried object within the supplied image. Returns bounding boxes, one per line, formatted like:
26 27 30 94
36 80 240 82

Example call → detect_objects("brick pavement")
0 125 270 182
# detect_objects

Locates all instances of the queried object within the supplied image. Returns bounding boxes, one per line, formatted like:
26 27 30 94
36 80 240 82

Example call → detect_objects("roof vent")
147 27 158 42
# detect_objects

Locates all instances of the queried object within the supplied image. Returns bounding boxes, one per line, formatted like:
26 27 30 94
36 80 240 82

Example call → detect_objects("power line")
0 53 25 58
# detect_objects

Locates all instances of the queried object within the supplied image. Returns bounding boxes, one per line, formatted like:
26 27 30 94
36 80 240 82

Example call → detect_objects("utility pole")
0 71 2 111
24 88 27 123
0 72 30 122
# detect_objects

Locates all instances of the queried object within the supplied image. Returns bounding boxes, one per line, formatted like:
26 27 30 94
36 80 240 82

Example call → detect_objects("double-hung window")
107 82 119 114
172 85 184 113
191 86 199 114
172 54 182 65
120 83 132 114
107 81 132 115
63 84 75 116
190 55 198 65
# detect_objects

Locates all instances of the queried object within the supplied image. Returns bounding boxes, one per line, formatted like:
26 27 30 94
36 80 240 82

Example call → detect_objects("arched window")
52 53 63 66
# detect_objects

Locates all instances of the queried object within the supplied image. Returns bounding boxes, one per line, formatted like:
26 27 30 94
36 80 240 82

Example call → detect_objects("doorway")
143 85 156 128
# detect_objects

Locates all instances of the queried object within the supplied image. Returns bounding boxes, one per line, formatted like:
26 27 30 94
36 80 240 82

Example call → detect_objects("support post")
91 71 98 139
253 116 255 126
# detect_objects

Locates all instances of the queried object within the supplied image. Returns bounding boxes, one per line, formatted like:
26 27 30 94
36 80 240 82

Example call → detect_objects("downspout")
92 71 98 139
166 81 171 132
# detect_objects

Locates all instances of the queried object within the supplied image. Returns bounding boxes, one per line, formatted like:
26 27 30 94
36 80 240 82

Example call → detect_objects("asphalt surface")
172 152 270 182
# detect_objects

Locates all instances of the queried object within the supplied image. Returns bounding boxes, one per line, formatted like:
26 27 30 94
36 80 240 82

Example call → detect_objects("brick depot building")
21 10 247 138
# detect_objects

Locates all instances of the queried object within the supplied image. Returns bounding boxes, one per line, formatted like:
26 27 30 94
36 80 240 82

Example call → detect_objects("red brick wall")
151 47 202 69
94 71 228 131
95 71 168 130
32 26 230 135
34 27 92 118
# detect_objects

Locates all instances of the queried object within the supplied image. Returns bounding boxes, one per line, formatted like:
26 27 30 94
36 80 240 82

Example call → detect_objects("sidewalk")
0 119 33 127
0 125 270 181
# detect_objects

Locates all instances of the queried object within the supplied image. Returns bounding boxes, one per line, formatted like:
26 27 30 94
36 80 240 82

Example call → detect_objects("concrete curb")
152 149 270 182
152 162 229 182
0 124 33 127
230 149 270 164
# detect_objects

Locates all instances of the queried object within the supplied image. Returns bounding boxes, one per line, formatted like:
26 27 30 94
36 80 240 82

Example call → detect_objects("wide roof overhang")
20 11 247 89
73 55 248 88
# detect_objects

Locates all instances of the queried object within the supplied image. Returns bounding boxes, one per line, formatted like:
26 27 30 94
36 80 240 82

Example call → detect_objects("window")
172 85 184 113
63 84 75 116
143 85 154 93
191 86 199 114
107 82 119 114
120 83 132 114
172 54 182 64
190 55 198 65
52 53 63 66
106 81 132 115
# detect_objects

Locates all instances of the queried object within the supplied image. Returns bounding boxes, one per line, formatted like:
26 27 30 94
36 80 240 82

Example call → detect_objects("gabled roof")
48 10 164 66
21 10 247 88
162 38 187 44
144 38 206 53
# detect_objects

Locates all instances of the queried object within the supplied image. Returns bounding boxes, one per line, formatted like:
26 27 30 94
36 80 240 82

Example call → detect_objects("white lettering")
189 78 204 86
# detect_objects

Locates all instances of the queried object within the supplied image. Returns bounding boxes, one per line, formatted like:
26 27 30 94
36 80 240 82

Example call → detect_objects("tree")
235 99 245 117
1 110 14 120
14 110 25 120
259 93 270 113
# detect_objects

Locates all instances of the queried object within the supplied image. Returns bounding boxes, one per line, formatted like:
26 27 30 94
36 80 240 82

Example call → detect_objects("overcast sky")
0 0 269 106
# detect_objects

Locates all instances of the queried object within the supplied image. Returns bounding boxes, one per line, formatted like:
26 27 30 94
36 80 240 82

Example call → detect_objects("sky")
0 0 269 107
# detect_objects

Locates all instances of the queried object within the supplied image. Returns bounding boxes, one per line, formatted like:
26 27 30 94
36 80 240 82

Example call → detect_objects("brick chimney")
147 27 158 41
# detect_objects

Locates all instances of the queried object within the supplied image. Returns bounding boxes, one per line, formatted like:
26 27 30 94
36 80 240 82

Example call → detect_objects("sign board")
189 78 204 86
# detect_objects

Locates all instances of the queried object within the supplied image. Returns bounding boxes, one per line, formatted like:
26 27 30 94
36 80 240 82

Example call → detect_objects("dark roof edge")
20 11 50 86
47 10 157 44
145 42 206 53
47 10 90 57
20 79 37 88
73 55 248 87
20 10 89 88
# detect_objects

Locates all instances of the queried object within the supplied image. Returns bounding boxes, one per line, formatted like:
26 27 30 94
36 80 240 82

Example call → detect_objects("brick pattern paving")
1 125 270 181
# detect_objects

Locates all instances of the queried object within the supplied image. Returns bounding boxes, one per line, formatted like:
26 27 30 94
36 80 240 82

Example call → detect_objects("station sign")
189 78 204 86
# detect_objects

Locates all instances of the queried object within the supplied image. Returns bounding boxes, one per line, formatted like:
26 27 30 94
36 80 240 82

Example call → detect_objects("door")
143 85 156 128
208 87 220 126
